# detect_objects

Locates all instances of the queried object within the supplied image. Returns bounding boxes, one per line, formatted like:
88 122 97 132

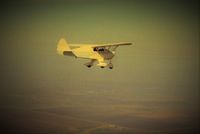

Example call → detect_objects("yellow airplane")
57 38 132 69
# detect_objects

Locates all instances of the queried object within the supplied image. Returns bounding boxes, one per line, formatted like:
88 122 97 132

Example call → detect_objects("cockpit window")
93 48 97 51
93 47 104 51
98 48 104 51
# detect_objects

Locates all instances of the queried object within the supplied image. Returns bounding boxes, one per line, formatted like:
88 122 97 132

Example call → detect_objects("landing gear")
84 59 96 68
99 61 113 69
85 59 114 69
108 62 113 69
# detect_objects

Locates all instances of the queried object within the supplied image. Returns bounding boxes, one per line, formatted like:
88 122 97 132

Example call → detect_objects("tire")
109 67 113 69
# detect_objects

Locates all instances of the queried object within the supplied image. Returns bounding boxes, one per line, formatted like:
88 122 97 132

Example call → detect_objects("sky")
0 0 199 133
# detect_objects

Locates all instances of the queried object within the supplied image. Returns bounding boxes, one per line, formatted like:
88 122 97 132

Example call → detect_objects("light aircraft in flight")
57 38 132 69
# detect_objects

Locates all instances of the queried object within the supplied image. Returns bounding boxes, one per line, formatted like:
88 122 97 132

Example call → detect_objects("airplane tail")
57 38 71 55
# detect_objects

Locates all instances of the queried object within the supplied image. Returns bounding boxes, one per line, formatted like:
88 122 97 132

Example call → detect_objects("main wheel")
100 66 104 68
87 65 91 68
109 66 113 69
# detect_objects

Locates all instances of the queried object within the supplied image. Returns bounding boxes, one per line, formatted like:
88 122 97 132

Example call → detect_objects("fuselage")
63 45 114 60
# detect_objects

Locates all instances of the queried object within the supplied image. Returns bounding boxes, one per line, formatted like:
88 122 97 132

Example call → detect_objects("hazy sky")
0 0 199 133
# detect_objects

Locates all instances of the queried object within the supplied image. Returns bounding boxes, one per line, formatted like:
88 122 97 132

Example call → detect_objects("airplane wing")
69 42 132 48
91 42 132 48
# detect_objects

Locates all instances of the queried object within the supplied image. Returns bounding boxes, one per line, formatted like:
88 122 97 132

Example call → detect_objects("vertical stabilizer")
57 38 71 55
